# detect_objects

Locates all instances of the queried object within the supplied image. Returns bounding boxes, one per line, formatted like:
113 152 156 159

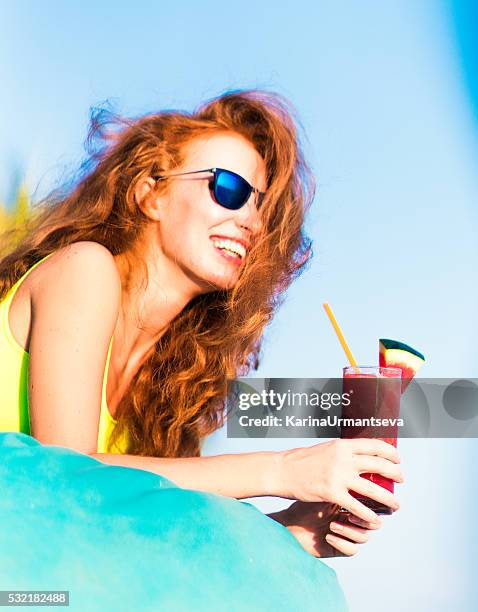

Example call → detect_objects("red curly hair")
0 89 315 457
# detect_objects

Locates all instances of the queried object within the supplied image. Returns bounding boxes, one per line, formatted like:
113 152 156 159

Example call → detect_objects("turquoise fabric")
0 433 348 611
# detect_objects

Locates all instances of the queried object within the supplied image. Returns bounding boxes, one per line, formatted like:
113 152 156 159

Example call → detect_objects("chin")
182 264 236 295
202 263 241 291
183 253 242 294
206 272 238 291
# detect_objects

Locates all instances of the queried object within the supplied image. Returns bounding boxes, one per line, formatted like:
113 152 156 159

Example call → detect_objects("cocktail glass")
341 365 402 515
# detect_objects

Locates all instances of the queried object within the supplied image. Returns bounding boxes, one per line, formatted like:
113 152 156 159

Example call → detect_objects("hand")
276 439 404 525
268 500 382 558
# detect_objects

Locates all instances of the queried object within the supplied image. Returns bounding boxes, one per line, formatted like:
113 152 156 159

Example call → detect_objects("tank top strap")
0 252 56 353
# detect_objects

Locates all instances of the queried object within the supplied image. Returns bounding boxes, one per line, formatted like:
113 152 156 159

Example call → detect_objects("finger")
347 514 382 529
329 521 370 544
355 455 405 483
350 438 401 463
325 533 359 556
339 493 382 526
351 477 400 511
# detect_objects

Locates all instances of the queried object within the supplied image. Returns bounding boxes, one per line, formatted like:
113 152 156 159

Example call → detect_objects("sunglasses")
152 167 266 211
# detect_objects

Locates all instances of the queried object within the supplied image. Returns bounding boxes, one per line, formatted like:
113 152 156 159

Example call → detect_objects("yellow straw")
322 303 358 367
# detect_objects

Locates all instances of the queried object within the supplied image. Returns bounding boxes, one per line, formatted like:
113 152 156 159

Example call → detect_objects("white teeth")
211 238 246 259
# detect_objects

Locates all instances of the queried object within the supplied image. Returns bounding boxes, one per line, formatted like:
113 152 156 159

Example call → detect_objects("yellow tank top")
0 252 129 454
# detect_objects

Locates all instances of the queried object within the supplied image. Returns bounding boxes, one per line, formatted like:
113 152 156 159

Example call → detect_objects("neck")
112 238 204 367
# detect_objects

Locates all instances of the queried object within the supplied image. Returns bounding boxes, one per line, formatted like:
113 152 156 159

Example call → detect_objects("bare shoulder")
27 241 122 450
30 241 121 305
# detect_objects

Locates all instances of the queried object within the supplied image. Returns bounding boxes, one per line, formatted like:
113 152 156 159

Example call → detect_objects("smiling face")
150 131 267 293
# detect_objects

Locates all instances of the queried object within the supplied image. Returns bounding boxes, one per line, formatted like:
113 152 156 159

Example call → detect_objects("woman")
0 89 403 559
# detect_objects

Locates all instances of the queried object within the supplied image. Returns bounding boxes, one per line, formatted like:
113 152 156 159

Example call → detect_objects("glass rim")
343 365 403 377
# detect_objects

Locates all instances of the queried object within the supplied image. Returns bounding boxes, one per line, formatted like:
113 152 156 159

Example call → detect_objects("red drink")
341 366 402 515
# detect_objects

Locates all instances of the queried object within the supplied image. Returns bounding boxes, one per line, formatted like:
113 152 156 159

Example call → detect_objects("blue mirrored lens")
215 170 251 210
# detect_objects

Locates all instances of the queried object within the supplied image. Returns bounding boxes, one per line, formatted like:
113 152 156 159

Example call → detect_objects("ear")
134 176 162 221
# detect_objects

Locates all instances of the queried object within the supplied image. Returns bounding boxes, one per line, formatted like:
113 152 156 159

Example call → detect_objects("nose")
234 193 263 236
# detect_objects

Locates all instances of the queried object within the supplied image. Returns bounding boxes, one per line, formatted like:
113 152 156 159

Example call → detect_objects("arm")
29 241 121 452
89 450 282 499
27 242 281 499
28 241 403 511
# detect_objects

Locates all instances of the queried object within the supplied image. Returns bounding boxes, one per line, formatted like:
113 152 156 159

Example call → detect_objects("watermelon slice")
379 338 425 392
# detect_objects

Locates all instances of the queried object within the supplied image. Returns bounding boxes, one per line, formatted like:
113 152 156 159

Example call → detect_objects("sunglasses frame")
152 167 266 210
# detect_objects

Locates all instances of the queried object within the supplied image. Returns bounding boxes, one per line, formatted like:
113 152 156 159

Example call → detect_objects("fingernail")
330 522 343 531
325 533 337 541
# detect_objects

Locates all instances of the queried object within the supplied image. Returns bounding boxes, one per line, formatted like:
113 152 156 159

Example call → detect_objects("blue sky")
1 1 477 610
